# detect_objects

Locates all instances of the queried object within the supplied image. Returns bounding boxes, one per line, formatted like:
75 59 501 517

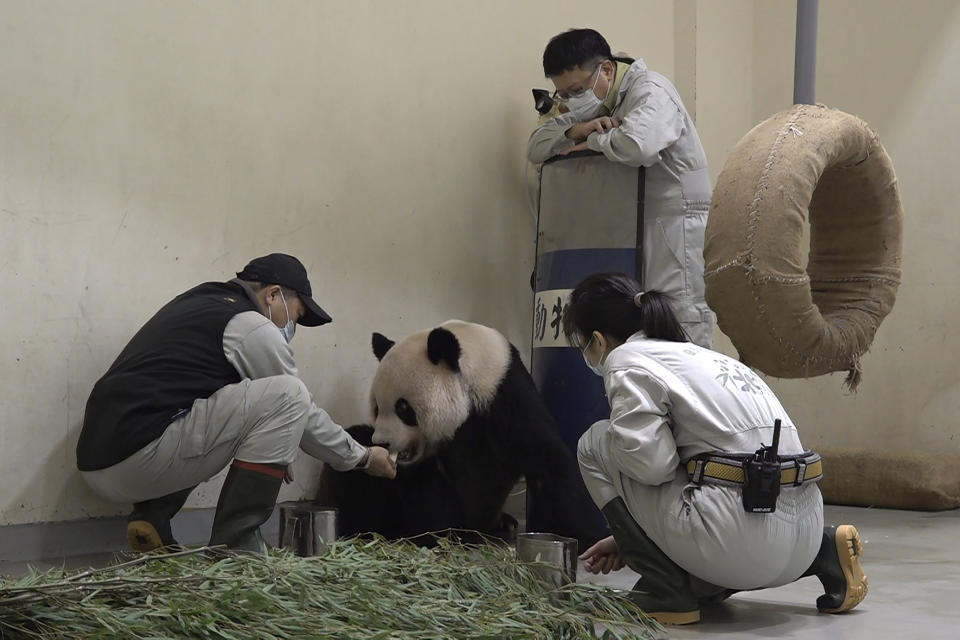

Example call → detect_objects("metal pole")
793 0 819 104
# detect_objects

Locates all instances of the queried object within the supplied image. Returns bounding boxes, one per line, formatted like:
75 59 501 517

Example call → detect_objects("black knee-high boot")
801 525 869 612
127 485 196 552
209 461 284 552
601 497 727 625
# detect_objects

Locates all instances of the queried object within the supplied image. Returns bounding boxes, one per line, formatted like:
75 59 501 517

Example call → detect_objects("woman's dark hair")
543 28 631 77
562 273 689 347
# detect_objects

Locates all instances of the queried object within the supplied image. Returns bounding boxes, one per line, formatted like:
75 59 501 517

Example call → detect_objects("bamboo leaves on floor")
0 537 662 640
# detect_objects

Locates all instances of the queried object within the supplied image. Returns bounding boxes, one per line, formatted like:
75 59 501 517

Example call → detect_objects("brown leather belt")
685 453 823 487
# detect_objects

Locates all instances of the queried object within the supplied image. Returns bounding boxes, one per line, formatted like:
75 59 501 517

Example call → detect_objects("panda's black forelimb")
492 347 609 552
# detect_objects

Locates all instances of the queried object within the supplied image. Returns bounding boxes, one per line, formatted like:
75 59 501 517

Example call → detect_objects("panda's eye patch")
395 398 418 427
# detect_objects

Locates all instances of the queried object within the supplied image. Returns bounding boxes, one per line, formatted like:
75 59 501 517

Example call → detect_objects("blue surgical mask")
268 290 297 343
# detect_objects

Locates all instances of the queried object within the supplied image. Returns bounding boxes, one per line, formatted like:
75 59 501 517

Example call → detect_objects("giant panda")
316 320 606 551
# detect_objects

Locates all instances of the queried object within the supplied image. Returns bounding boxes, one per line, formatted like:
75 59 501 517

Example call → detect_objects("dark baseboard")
0 508 280 566
1 479 528 569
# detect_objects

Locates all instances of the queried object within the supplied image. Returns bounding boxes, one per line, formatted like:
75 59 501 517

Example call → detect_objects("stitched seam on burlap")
750 267 862 370
753 274 809 285
811 275 902 286
704 255 747 276
744 106 863 375
744 108 802 261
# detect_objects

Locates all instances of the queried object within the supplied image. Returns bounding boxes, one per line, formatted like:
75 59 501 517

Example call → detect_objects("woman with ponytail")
563 273 867 626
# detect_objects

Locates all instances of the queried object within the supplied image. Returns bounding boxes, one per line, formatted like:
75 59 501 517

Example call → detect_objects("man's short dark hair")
542 28 613 77
241 280 297 299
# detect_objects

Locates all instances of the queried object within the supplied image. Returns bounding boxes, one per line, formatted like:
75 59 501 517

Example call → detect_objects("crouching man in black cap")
77 253 397 552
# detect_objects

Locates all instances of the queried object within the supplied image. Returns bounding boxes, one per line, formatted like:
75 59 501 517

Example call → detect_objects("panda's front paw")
490 512 519 544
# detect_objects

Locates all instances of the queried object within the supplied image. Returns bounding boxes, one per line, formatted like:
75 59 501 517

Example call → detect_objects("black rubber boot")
126 485 196 552
602 498 727 625
801 525 869 613
209 462 283 552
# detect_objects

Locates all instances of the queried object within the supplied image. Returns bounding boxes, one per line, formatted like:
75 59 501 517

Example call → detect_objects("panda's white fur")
318 319 609 550
370 320 510 464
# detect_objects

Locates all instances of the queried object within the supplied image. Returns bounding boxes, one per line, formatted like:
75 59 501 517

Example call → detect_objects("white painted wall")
693 0 756 185
656 0 960 465
0 0 675 525
3 0 956 527
745 0 960 455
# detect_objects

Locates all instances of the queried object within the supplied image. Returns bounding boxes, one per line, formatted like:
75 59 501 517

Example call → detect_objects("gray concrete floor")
580 505 960 639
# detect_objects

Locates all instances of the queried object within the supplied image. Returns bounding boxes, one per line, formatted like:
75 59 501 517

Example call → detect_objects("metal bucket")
277 502 338 556
516 532 578 588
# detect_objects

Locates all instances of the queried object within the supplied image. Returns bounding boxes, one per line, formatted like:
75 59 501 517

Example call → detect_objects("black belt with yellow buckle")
685 452 823 487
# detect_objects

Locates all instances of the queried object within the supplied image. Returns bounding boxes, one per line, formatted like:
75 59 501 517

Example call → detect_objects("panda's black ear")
427 327 461 372
372 333 395 361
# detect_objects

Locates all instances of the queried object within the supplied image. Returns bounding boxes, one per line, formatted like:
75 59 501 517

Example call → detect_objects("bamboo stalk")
1 538 663 640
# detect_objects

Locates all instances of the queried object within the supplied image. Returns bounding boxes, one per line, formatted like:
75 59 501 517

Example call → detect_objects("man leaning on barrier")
527 28 714 347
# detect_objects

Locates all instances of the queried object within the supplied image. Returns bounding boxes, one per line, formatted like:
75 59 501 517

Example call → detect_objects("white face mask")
581 334 605 376
564 65 609 122
268 290 296 343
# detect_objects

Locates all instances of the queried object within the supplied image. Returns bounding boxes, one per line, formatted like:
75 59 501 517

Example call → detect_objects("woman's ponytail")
563 273 689 346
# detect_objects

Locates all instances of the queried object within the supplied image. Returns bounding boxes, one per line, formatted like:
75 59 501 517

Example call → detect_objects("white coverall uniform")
577 333 823 590
527 60 714 348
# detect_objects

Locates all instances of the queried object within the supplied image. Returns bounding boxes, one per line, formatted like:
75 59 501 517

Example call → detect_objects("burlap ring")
704 105 903 390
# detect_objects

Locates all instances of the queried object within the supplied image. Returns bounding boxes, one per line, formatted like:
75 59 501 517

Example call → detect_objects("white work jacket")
599 332 809 487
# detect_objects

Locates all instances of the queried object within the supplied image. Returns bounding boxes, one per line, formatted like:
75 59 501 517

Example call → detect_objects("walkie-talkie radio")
742 419 783 513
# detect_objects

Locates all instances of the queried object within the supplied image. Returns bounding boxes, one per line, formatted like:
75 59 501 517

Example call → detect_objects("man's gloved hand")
360 446 397 479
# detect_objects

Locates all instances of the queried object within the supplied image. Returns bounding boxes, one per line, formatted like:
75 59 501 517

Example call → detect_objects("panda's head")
369 320 510 465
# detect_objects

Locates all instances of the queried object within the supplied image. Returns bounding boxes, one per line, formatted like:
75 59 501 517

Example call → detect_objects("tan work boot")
126 520 170 552
126 485 195 552
802 524 869 613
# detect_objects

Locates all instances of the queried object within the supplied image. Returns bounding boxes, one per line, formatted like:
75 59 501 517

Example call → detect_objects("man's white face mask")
562 64 609 121
268 290 296 343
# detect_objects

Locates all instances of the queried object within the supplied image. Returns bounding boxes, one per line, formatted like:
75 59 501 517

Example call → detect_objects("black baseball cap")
236 253 332 326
